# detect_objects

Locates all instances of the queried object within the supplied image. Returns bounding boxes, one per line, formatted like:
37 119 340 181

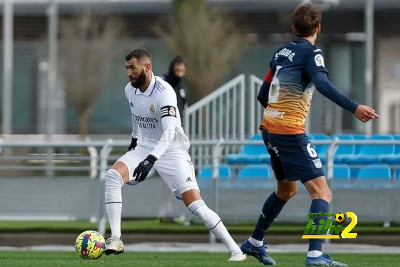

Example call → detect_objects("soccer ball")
335 213 346 224
75 230 106 260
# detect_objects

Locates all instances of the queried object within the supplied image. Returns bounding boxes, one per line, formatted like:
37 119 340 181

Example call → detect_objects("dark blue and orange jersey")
259 38 328 134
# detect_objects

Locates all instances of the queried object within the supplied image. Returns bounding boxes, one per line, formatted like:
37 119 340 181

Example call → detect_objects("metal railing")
183 74 263 171
184 74 246 141
184 74 264 140
0 138 400 233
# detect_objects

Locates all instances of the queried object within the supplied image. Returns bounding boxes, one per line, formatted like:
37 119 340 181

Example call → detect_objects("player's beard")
131 70 147 89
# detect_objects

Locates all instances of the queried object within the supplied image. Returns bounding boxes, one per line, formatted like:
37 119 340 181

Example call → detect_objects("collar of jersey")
294 38 312 45
135 72 155 96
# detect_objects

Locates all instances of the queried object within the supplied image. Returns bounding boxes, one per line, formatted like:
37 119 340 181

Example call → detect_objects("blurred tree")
59 12 124 136
155 0 246 98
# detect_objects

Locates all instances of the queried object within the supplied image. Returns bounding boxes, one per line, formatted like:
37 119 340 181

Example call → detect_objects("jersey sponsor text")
264 108 285 119
275 48 296 62
134 115 158 129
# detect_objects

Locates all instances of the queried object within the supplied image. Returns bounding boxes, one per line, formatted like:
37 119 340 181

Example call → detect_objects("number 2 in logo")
341 212 358 238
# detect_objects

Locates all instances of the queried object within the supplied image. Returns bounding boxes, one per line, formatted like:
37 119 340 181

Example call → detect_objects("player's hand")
133 154 157 182
354 105 379 123
128 137 138 151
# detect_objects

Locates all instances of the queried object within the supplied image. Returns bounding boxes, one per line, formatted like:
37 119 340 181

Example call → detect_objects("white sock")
105 169 124 238
248 236 263 247
307 250 323 257
188 200 240 253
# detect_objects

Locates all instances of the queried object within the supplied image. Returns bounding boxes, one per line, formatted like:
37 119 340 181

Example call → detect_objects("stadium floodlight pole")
2 0 13 135
364 0 374 136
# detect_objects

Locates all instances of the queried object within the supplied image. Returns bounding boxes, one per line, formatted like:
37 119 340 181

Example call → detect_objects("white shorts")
117 146 199 198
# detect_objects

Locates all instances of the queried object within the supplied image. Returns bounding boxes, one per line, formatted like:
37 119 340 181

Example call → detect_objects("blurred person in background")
162 56 188 122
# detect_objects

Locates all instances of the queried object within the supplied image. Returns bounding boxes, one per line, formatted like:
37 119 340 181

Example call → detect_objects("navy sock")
308 199 329 252
251 192 287 241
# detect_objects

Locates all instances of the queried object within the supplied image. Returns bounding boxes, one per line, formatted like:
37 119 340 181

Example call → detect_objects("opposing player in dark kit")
241 3 378 266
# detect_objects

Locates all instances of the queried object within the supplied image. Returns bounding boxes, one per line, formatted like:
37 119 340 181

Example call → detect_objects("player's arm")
125 84 138 151
133 87 178 182
133 112 175 182
125 84 139 151
133 102 176 182
128 114 138 151
311 71 379 122
312 71 358 112
257 68 273 108
150 106 176 159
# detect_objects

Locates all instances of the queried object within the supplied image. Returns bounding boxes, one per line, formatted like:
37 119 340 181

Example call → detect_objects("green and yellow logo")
301 212 357 239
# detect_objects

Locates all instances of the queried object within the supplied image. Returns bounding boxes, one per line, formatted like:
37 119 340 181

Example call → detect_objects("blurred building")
0 0 400 135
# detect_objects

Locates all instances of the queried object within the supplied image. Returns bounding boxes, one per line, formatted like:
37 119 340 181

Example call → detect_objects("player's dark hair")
292 3 321 37
125 48 152 62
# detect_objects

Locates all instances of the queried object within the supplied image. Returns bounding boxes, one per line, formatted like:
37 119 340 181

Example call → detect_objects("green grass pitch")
0 251 399 267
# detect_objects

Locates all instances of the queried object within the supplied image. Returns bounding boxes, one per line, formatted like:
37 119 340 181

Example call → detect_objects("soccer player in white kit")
104 48 246 261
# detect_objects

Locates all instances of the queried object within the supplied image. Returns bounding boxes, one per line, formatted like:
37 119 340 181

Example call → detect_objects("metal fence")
184 75 264 171
1 138 400 234
184 74 264 140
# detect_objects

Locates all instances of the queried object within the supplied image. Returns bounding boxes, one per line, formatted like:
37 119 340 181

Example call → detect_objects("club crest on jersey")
314 54 325 67
149 104 155 114
169 107 176 116
160 105 177 118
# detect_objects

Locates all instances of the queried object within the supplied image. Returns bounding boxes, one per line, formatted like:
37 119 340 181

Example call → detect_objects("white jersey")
124 73 190 158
